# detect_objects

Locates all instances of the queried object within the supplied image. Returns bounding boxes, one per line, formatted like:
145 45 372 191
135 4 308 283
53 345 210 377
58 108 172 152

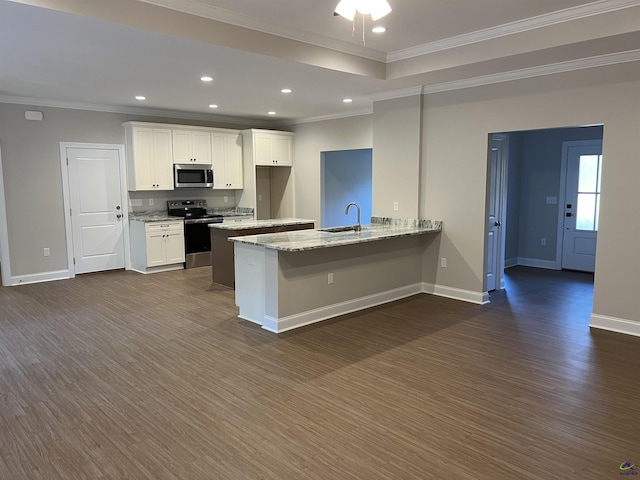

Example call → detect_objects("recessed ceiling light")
372 26 386 33
281 88 292 93
135 96 146 101
343 98 353 103
209 104 218 109
201 76 213 82
268 111 277 115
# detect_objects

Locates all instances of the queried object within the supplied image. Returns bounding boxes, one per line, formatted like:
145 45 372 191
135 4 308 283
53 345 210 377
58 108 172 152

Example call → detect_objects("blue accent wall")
321 149 372 228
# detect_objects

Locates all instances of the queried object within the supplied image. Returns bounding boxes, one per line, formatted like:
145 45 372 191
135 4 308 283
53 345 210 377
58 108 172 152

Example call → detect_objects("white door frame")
485 133 509 292
555 139 602 269
60 142 131 276
0 144 12 286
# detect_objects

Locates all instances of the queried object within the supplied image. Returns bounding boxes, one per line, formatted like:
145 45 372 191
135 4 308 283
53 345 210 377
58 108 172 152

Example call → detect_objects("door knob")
116 205 121 210
566 213 573 217
494 221 501 226
116 214 122 219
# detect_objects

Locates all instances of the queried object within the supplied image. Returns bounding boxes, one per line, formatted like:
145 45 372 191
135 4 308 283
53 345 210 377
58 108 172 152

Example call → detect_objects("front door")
66 147 125 274
561 140 602 272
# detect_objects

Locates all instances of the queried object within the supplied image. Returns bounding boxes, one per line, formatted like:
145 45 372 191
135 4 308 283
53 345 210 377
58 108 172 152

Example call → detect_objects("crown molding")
138 0 387 62
388 0 640 62
421 49 640 94
277 108 373 126
0 95 274 127
369 86 423 102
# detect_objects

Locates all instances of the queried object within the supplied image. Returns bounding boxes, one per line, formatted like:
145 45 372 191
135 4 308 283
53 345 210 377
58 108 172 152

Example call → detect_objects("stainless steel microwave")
174 164 213 188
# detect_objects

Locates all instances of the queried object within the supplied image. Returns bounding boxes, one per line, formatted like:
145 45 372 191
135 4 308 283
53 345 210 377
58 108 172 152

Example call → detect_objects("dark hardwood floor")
0 266 638 479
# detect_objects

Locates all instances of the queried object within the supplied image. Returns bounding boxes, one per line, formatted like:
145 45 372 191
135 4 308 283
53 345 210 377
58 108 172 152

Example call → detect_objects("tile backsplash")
128 189 241 212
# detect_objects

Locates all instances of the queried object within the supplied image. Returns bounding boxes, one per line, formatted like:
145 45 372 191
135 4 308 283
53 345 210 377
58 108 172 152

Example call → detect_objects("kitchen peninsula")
210 218 315 287
230 218 442 333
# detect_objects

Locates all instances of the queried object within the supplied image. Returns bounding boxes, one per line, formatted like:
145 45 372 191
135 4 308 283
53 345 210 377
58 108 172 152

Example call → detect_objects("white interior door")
561 141 602 272
486 134 508 292
67 147 125 274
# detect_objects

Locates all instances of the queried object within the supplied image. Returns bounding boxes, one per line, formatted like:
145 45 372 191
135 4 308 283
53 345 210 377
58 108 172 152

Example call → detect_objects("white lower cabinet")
130 220 185 273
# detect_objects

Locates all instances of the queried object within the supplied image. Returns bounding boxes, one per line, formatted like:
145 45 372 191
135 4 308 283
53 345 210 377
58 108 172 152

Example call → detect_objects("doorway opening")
321 149 372 228
486 125 604 294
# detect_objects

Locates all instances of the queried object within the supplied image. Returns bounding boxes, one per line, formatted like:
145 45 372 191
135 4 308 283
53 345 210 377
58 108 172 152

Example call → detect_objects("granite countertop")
228 217 442 251
129 212 183 222
210 218 316 230
208 207 254 217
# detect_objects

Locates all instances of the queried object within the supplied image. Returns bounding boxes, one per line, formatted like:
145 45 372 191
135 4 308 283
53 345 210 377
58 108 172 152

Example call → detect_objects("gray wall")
0 103 249 277
504 126 604 266
321 149 372 228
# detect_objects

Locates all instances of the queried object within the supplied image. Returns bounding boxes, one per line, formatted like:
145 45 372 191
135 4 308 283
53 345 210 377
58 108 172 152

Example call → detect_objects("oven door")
183 221 212 268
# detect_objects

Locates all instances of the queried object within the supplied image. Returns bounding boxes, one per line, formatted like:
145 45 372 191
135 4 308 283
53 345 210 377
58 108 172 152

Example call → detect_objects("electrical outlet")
440 257 447 268
258 194 263 201
130 198 142 207
541 238 547 246
224 196 229 203
43 247 50 257
393 202 399 211
148 198 154 206
247 257 255 266
546 196 557 205
328 273 334 285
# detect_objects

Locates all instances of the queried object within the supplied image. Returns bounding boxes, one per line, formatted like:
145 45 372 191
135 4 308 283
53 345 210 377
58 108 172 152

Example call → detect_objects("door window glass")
576 154 602 231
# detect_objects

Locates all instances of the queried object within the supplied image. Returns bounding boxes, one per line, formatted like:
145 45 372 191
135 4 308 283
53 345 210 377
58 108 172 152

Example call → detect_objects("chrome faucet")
345 202 362 232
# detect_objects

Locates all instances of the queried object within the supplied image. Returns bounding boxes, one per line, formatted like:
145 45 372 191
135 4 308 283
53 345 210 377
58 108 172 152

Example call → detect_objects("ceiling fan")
333 0 392 45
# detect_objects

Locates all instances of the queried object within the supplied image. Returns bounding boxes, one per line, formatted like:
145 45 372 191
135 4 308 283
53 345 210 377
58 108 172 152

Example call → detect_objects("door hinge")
73 258 76 265
70 208 72 216
66 158 69 165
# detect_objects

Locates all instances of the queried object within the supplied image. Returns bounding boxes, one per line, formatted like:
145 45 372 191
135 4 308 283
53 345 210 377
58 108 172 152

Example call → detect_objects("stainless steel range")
167 200 223 268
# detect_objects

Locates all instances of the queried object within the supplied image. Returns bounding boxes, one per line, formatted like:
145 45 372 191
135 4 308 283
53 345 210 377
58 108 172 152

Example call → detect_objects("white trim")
422 49 640 95
0 95 272 127
388 0 640 62
505 257 518 268
261 283 423 333
276 108 372 126
10 269 71 286
589 314 640 337
369 87 424 102
60 143 131 277
129 264 184 275
137 0 387 62
422 283 489 305
0 144 11 286
517 257 561 270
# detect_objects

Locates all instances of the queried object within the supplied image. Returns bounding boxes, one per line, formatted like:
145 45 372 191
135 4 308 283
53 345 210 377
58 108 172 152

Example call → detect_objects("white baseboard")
422 283 489 304
262 283 424 333
517 257 560 270
589 313 640 337
10 269 71 286
505 257 518 268
130 264 184 275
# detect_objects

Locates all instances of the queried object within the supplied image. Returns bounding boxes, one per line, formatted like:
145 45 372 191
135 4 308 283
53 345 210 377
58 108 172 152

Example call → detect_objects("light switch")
546 196 557 205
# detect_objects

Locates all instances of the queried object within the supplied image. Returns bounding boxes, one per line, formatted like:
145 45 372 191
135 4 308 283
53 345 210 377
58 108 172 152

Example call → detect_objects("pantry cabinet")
124 123 174 191
211 131 243 189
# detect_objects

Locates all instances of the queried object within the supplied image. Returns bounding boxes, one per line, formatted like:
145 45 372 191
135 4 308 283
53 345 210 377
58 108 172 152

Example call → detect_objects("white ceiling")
1 0 640 124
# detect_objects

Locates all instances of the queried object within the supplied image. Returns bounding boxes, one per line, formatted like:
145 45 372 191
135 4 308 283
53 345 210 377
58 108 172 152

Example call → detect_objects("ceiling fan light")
368 0 391 21
335 0 357 21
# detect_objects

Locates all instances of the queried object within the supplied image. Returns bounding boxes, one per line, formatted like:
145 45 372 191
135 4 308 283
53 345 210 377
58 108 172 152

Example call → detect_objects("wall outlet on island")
43 247 50 257
328 273 334 285
440 257 447 268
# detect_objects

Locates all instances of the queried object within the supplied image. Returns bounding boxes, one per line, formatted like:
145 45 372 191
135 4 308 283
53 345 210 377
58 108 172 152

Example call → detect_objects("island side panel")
273 235 426 332
234 242 266 325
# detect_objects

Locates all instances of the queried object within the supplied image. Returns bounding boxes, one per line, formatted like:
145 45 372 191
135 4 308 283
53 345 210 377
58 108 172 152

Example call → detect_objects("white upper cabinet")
124 122 174 191
172 129 212 165
211 131 243 189
252 130 293 166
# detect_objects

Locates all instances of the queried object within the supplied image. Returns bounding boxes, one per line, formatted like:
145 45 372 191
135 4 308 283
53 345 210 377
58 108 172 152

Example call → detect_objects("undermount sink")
320 225 370 233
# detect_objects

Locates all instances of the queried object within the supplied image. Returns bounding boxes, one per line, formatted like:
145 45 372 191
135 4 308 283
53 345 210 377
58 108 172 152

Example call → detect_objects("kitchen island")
230 217 442 333
210 218 315 287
